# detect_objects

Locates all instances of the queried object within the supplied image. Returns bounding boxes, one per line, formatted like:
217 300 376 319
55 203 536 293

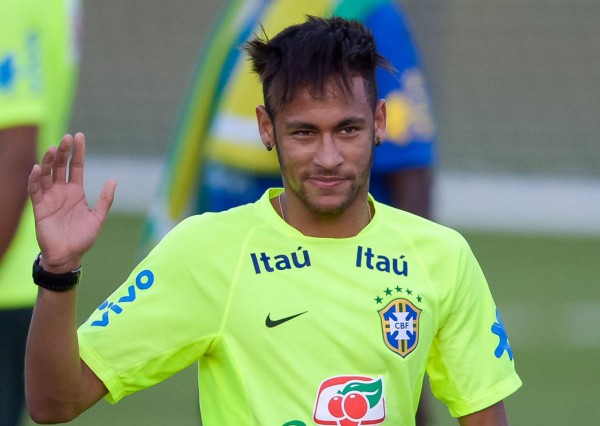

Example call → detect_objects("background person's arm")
384 166 432 219
0 126 37 261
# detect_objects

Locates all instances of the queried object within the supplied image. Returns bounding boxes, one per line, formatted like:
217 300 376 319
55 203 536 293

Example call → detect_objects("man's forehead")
295 76 368 102
277 76 371 116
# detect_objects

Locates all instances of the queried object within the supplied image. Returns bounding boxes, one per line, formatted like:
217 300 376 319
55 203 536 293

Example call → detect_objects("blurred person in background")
0 0 82 424
143 0 436 422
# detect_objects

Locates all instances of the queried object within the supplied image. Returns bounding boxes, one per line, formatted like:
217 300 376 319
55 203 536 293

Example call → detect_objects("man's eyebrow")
284 121 318 130
284 117 367 130
336 117 367 128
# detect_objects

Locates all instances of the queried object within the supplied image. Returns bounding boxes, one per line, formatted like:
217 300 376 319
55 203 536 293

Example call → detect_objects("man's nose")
313 133 343 169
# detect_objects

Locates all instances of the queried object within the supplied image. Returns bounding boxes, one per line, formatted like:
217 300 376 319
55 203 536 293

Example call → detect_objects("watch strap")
32 253 81 292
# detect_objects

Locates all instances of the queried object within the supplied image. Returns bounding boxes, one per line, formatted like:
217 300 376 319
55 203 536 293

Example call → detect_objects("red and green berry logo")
313 376 385 425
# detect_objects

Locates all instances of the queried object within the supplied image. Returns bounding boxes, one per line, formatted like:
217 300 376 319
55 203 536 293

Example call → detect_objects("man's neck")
272 192 373 238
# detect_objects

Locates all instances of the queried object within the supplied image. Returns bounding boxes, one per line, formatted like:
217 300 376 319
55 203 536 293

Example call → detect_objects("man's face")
258 76 386 218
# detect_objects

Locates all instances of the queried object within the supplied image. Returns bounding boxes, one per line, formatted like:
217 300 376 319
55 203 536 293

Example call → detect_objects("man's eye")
339 127 358 135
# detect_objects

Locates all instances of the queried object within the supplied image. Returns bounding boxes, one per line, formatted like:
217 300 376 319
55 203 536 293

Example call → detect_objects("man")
142 2 437 422
26 17 520 425
0 1 81 424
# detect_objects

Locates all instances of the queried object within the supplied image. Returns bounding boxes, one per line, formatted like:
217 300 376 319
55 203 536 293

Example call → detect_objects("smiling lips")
308 175 348 189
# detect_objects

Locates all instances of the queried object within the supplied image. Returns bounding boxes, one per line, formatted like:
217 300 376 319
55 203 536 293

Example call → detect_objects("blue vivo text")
90 269 155 327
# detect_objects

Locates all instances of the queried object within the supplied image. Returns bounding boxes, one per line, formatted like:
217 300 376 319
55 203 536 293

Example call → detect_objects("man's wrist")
32 253 82 292
38 252 82 274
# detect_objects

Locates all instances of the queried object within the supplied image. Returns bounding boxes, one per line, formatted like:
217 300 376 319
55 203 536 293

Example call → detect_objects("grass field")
23 214 600 425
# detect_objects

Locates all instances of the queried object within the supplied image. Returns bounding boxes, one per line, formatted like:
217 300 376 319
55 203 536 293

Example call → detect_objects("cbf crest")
379 298 421 358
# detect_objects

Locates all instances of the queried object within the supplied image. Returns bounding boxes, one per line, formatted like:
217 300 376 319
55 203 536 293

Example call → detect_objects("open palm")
28 133 116 271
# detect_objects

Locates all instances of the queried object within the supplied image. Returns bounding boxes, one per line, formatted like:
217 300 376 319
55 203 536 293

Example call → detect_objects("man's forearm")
25 286 106 423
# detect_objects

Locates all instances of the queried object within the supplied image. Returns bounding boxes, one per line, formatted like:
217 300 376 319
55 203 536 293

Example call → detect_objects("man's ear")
256 105 275 150
374 99 387 144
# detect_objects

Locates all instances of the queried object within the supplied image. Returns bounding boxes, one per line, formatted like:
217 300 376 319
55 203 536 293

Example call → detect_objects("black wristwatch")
32 253 81 292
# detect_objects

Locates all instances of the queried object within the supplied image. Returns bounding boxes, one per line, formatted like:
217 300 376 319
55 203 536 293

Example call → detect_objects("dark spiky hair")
244 16 393 117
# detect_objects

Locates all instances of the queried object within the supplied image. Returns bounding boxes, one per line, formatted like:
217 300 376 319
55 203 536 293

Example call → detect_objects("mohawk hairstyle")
244 16 393 117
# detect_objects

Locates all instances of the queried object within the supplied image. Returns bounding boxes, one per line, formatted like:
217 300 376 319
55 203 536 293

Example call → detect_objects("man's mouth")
308 176 347 189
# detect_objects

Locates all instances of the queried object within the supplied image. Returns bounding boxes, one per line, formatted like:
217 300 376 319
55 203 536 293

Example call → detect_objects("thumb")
95 179 117 222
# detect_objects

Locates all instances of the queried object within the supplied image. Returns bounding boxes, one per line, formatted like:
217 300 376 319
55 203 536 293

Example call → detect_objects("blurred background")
23 0 600 424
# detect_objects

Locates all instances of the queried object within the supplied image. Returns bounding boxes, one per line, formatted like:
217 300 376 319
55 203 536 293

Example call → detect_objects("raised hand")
28 133 117 273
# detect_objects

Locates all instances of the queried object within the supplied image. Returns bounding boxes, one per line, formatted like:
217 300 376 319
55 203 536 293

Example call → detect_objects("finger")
95 179 117 223
52 134 74 183
28 163 43 205
69 132 86 185
39 145 58 191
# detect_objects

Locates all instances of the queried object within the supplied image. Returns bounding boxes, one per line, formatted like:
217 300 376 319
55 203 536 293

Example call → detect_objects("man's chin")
305 194 351 217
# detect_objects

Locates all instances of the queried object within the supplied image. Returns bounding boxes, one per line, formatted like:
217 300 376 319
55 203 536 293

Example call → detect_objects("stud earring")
266 144 273 151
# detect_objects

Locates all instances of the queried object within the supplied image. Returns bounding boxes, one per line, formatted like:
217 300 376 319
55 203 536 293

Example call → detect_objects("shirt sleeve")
78 217 229 403
0 4 44 129
426 237 522 417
